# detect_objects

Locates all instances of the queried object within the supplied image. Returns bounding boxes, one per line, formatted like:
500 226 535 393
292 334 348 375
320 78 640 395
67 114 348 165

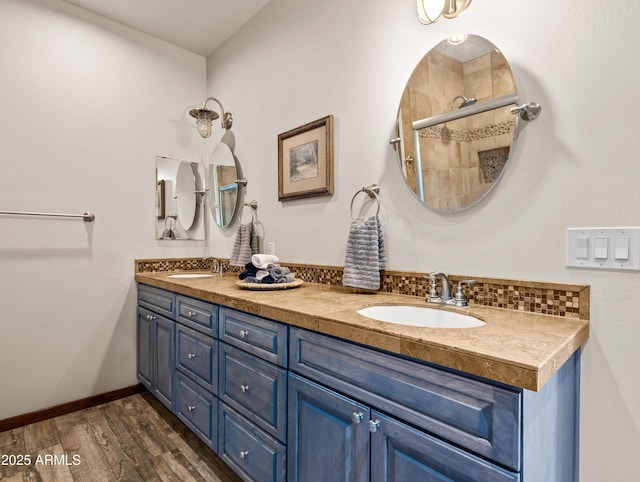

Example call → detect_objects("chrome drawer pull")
187 405 196 412
351 412 364 424
146 314 156 321
240 450 249 459
241 384 250 393
187 353 196 359
368 419 380 433
239 330 249 339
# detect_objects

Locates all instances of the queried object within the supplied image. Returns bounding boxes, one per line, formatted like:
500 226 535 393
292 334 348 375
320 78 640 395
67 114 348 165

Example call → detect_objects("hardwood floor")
0 392 242 482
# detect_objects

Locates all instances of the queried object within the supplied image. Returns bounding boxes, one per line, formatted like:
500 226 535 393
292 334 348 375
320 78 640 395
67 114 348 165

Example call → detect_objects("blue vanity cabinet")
217 307 288 482
289 326 580 482
174 295 219 451
136 284 580 482
136 285 176 411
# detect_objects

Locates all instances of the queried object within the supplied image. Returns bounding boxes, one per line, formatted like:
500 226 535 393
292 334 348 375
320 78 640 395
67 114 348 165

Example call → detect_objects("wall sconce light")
189 96 233 138
416 0 472 25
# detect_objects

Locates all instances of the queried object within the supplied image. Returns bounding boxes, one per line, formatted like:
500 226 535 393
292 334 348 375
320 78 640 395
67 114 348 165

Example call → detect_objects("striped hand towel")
230 223 258 266
343 215 386 290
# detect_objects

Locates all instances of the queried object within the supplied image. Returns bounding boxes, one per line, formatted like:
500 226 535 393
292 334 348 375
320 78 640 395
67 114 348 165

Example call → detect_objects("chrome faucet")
203 257 223 274
426 272 476 307
426 272 453 304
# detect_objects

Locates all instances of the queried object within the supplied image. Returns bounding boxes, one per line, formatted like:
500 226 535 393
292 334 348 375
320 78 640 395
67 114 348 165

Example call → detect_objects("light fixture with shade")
416 0 472 25
189 96 233 138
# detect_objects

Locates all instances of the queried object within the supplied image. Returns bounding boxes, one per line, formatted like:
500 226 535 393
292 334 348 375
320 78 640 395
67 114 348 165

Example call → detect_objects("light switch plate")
567 227 640 270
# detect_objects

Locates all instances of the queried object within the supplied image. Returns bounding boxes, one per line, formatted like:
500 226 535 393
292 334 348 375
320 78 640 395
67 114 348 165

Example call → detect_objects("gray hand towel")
343 216 386 290
230 223 258 266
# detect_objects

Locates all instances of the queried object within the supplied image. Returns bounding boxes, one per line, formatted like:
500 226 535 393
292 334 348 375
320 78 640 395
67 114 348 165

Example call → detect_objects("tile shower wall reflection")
400 51 516 210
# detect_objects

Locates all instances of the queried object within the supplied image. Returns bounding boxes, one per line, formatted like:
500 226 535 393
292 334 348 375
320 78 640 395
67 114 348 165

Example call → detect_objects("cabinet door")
154 315 175 410
136 308 153 390
288 374 369 482
370 411 519 482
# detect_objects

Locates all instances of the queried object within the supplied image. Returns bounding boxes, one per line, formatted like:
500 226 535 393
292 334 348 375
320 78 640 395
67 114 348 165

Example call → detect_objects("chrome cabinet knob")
187 405 196 412
146 314 156 321
368 419 380 433
187 311 197 317
239 330 249 339
187 353 196 359
351 412 364 424
240 450 249 459
241 384 250 393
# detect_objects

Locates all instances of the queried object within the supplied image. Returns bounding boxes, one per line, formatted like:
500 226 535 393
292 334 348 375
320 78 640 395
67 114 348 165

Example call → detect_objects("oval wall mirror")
175 161 198 230
155 156 205 240
393 34 532 213
207 142 244 228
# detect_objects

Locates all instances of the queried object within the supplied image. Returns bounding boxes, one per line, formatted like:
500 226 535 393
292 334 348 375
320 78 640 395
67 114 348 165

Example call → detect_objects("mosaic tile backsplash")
135 258 589 320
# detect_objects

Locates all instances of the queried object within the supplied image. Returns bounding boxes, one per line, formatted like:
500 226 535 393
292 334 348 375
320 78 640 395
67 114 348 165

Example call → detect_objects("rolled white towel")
251 254 279 269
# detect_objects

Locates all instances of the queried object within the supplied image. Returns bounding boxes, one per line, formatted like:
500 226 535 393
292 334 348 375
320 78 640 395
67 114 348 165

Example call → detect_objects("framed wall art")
278 115 334 201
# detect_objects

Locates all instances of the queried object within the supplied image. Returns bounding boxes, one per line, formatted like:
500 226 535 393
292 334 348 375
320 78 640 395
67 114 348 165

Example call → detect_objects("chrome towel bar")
0 210 95 222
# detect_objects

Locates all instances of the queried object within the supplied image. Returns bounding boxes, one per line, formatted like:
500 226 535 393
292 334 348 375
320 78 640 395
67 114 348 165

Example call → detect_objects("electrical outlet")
266 242 275 256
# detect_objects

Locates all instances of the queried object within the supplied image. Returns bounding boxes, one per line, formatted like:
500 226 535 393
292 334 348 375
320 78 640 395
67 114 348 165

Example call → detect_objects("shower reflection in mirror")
155 156 205 240
207 142 245 229
394 34 540 213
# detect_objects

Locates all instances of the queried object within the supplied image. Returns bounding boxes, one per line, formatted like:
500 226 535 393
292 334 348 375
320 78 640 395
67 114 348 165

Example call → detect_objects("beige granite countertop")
135 272 589 392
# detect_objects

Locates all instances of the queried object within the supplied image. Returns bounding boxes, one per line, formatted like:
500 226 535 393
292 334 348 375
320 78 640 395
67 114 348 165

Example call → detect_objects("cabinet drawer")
175 372 218 451
176 295 217 337
219 403 286 482
138 284 175 319
219 343 287 442
371 411 519 482
290 327 522 471
220 307 288 367
176 324 217 394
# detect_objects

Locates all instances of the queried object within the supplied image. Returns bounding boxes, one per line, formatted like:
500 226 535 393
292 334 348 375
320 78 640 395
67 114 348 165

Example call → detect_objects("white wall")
0 0 209 418
206 0 640 480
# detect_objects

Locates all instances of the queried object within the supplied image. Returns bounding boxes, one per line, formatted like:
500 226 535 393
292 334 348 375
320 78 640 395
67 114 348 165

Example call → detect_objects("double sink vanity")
135 263 588 482
136 28 579 481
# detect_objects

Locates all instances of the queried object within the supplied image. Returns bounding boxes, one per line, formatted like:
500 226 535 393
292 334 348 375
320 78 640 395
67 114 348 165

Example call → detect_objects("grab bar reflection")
0 210 95 222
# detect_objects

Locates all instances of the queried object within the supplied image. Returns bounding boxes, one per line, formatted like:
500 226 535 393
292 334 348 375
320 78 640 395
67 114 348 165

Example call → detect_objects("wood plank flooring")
0 392 242 482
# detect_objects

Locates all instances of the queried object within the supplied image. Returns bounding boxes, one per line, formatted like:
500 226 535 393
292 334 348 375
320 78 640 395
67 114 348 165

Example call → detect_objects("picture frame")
278 115 334 201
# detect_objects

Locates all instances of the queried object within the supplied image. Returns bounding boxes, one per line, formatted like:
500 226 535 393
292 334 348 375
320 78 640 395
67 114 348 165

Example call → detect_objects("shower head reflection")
450 95 477 110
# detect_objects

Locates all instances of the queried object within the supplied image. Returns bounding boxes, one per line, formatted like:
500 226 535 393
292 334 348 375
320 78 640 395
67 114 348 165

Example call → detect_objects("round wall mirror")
208 142 243 228
394 34 520 213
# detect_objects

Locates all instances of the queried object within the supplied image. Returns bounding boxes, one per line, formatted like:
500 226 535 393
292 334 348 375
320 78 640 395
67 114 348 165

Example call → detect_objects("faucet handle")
424 275 442 303
453 280 477 307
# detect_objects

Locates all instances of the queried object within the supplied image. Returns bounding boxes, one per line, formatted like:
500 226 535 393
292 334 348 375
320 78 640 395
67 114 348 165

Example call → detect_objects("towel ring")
240 200 258 223
350 185 380 219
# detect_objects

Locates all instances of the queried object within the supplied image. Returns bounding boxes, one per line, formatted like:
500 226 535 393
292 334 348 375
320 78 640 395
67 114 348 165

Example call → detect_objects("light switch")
614 237 630 260
567 227 640 270
575 237 589 258
594 237 609 259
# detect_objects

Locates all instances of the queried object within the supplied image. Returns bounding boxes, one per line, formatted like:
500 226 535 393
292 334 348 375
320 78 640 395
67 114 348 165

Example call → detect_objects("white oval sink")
167 273 213 279
357 305 485 328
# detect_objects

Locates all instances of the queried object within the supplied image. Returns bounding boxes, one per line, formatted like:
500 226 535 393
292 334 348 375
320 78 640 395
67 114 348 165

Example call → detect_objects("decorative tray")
236 279 304 290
